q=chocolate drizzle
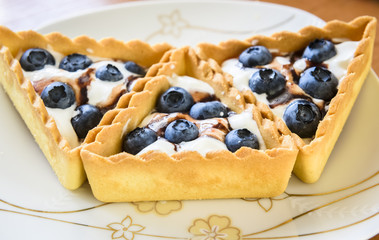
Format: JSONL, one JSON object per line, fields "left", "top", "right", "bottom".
{"left": 32, "top": 79, "right": 55, "bottom": 95}
{"left": 191, "top": 91, "right": 216, "bottom": 102}
{"left": 77, "top": 68, "right": 94, "bottom": 105}
{"left": 126, "top": 75, "right": 141, "bottom": 91}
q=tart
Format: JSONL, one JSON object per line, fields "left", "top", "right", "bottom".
{"left": 80, "top": 47, "right": 298, "bottom": 202}
{"left": 196, "top": 16, "right": 377, "bottom": 183}
{"left": 0, "top": 26, "right": 172, "bottom": 189}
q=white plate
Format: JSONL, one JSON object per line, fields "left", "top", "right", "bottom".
{"left": 1, "top": 1, "right": 378, "bottom": 239}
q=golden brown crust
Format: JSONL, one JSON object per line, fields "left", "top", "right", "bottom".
{"left": 80, "top": 47, "right": 298, "bottom": 202}
{"left": 0, "top": 26, "right": 172, "bottom": 189}
{"left": 196, "top": 16, "right": 377, "bottom": 183}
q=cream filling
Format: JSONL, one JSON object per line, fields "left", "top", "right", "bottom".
{"left": 222, "top": 59, "right": 258, "bottom": 91}
{"left": 23, "top": 65, "right": 84, "bottom": 82}
{"left": 324, "top": 41, "right": 359, "bottom": 82}
{"left": 228, "top": 106, "right": 266, "bottom": 150}
{"left": 137, "top": 107, "right": 265, "bottom": 156}
{"left": 45, "top": 104, "right": 79, "bottom": 148}
{"left": 222, "top": 41, "right": 359, "bottom": 121}
{"left": 167, "top": 75, "right": 215, "bottom": 94}
{"left": 87, "top": 61, "right": 133, "bottom": 106}
{"left": 178, "top": 136, "right": 228, "bottom": 155}
{"left": 22, "top": 52, "right": 140, "bottom": 148}
{"left": 293, "top": 58, "right": 307, "bottom": 72}
{"left": 138, "top": 138, "right": 176, "bottom": 155}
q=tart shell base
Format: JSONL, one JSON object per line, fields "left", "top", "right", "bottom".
{"left": 81, "top": 136, "right": 298, "bottom": 202}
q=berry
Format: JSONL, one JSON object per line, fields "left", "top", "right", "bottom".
{"left": 189, "top": 101, "right": 228, "bottom": 119}
{"left": 71, "top": 104, "right": 103, "bottom": 139}
{"left": 20, "top": 48, "right": 55, "bottom": 71}
{"left": 157, "top": 87, "right": 194, "bottom": 113}
{"left": 249, "top": 68, "right": 286, "bottom": 98}
{"left": 164, "top": 119, "right": 199, "bottom": 144}
{"left": 238, "top": 46, "right": 272, "bottom": 67}
{"left": 302, "top": 39, "right": 336, "bottom": 63}
{"left": 123, "top": 127, "right": 158, "bottom": 155}
{"left": 124, "top": 61, "right": 146, "bottom": 76}
{"left": 283, "top": 99, "right": 322, "bottom": 138}
{"left": 59, "top": 53, "right": 92, "bottom": 72}
{"left": 298, "top": 66, "right": 338, "bottom": 101}
{"left": 225, "top": 128, "right": 259, "bottom": 152}
{"left": 40, "top": 82, "right": 75, "bottom": 109}
{"left": 95, "top": 64, "right": 124, "bottom": 82}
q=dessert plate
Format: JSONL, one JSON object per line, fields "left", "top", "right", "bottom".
{"left": 0, "top": 1, "right": 378, "bottom": 239}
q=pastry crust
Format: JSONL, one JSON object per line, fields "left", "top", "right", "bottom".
{"left": 0, "top": 26, "right": 172, "bottom": 189}
{"left": 80, "top": 47, "right": 298, "bottom": 202}
{"left": 196, "top": 16, "right": 377, "bottom": 183}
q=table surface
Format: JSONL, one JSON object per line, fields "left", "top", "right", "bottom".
{"left": 0, "top": 0, "right": 378, "bottom": 239}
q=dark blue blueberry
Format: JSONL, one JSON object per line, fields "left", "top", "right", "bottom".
{"left": 189, "top": 101, "right": 228, "bottom": 120}
{"left": 238, "top": 45, "right": 272, "bottom": 67}
{"left": 302, "top": 39, "right": 336, "bottom": 63}
{"left": 157, "top": 87, "right": 194, "bottom": 113}
{"left": 20, "top": 48, "right": 55, "bottom": 71}
{"left": 249, "top": 68, "right": 286, "bottom": 99}
{"left": 225, "top": 128, "right": 259, "bottom": 152}
{"left": 124, "top": 61, "right": 146, "bottom": 76}
{"left": 164, "top": 119, "right": 199, "bottom": 144}
{"left": 59, "top": 53, "right": 92, "bottom": 72}
{"left": 40, "top": 82, "right": 75, "bottom": 109}
{"left": 95, "top": 64, "right": 123, "bottom": 82}
{"left": 283, "top": 99, "right": 322, "bottom": 138}
{"left": 123, "top": 127, "right": 158, "bottom": 155}
{"left": 298, "top": 66, "right": 338, "bottom": 101}
{"left": 71, "top": 104, "right": 103, "bottom": 139}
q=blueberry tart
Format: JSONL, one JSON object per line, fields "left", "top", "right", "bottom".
{"left": 0, "top": 28, "right": 172, "bottom": 189}
{"left": 197, "top": 16, "right": 376, "bottom": 183}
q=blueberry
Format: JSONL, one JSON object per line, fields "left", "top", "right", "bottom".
{"left": 59, "top": 53, "right": 92, "bottom": 72}
{"left": 71, "top": 104, "right": 102, "bottom": 139}
{"left": 20, "top": 48, "right": 55, "bottom": 71}
{"left": 225, "top": 129, "right": 259, "bottom": 152}
{"left": 95, "top": 64, "right": 123, "bottom": 82}
{"left": 123, "top": 127, "right": 158, "bottom": 155}
{"left": 283, "top": 99, "right": 322, "bottom": 138}
{"left": 302, "top": 39, "right": 336, "bottom": 63}
{"left": 40, "top": 82, "right": 75, "bottom": 109}
{"left": 189, "top": 101, "right": 228, "bottom": 120}
{"left": 249, "top": 68, "right": 286, "bottom": 99}
{"left": 238, "top": 46, "right": 272, "bottom": 67}
{"left": 298, "top": 66, "right": 338, "bottom": 101}
{"left": 164, "top": 119, "right": 199, "bottom": 144}
{"left": 124, "top": 61, "right": 146, "bottom": 76}
{"left": 157, "top": 87, "right": 194, "bottom": 113}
